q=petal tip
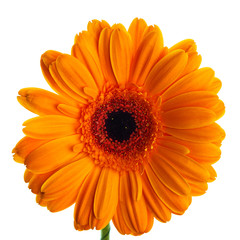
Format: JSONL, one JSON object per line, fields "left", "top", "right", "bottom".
{"left": 41, "top": 50, "right": 62, "bottom": 68}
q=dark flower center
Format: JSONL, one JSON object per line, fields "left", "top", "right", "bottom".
{"left": 105, "top": 110, "right": 137, "bottom": 142}
{"left": 90, "top": 90, "right": 157, "bottom": 168}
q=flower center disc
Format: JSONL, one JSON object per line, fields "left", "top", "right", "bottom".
{"left": 88, "top": 90, "right": 157, "bottom": 171}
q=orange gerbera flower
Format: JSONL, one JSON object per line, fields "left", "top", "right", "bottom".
{"left": 13, "top": 18, "right": 225, "bottom": 236}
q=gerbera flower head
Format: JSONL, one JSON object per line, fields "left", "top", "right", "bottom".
{"left": 13, "top": 18, "right": 225, "bottom": 235}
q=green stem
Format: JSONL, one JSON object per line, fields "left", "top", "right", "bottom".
{"left": 101, "top": 223, "right": 110, "bottom": 240}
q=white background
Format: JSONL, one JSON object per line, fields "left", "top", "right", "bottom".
{"left": 1, "top": 0, "right": 239, "bottom": 239}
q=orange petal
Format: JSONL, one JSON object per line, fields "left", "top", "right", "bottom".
{"left": 74, "top": 166, "right": 101, "bottom": 227}
{"left": 74, "top": 222, "right": 91, "bottom": 231}
{"left": 23, "top": 115, "right": 79, "bottom": 139}
{"left": 158, "top": 136, "right": 221, "bottom": 164}
{"left": 86, "top": 20, "right": 110, "bottom": 50}
{"left": 56, "top": 54, "right": 98, "bottom": 95}
{"left": 113, "top": 206, "right": 153, "bottom": 236}
{"left": 143, "top": 211, "right": 154, "bottom": 235}
{"left": 40, "top": 51, "right": 82, "bottom": 103}
{"left": 189, "top": 184, "right": 208, "bottom": 196}
{"left": 88, "top": 19, "right": 109, "bottom": 32}
{"left": 28, "top": 171, "right": 54, "bottom": 194}
{"left": 130, "top": 30, "right": 163, "bottom": 86}
{"left": 144, "top": 50, "right": 188, "bottom": 96}
{"left": 114, "top": 202, "right": 154, "bottom": 236}
{"left": 89, "top": 208, "right": 111, "bottom": 230}
{"left": 144, "top": 165, "right": 191, "bottom": 214}
{"left": 94, "top": 168, "right": 119, "bottom": 219}
{"left": 209, "top": 100, "right": 225, "bottom": 120}
{"left": 149, "top": 153, "right": 190, "bottom": 196}
{"left": 24, "top": 169, "right": 33, "bottom": 182}
{"left": 142, "top": 173, "right": 171, "bottom": 222}
{"left": 17, "top": 88, "right": 77, "bottom": 116}
{"left": 25, "top": 134, "right": 81, "bottom": 173}
{"left": 46, "top": 188, "right": 78, "bottom": 212}
{"left": 191, "top": 156, "right": 220, "bottom": 165}
{"left": 57, "top": 104, "right": 81, "bottom": 118}
{"left": 74, "top": 31, "right": 96, "bottom": 54}
{"left": 128, "top": 171, "right": 142, "bottom": 201}
{"left": 156, "top": 146, "right": 210, "bottom": 181}
{"left": 41, "top": 50, "right": 61, "bottom": 67}
{"left": 128, "top": 18, "right": 148, "bottom": 55}
{"left": 119, "top": 172, "right": 148, "bottom": 234}
{"left": 157, "top": 138, "right": 190, "bottom": 155}
{"left": 169, "top": 39, "right": 197, "bottom": 53}
{"left": 112, "top": 23, "right": 127, "bottom": 31}
{"left": 168, "top": 39, "right": 201, "bottom": 78}
{"left": 180, "top": 52, "right": 202, "bottom": 77}
{"left": 205, "top": 165, "right": 217, "bottom": 182}
{"left": 71, "top": 40, "right": 104, "bottom": 90}
{"left": 142, "top": 24, "right": 162, "bottom": 38}
{"left": 44, "top": 161, "right": 94, "bottom": 212}
{"left": 130, "top": 211, "right": 153, "bottom": 236}
{"left": 187, "top": 142, "right": 221, "bottom": 163}
{"left": 74, "top": 20, "right": 109, "bottom": 69}
{"left": 12, "top": 137, "right": 48, "bottom": 164}
{"left": 112, "top": 205, "right": 132, "bottom": 235}
{"left": 161, "top": 91, "right": 219, "bottom": 112}
{"left": 161, "top": 107, "right": 216, "bottom": 129}
{"left": 41, "top": 157, "right": 94, "bottom": 200}
{"left": 186, "top": 178, "right": 208, "bottom": 196}
{"left": 162, "top": 122, "right": 225, "bottom": 143}
{"left": 49, "top": 61, "right": 88, "bottom": 104}
{"left": 207, "top": 77, "right": 222, "bottom": 93}
{"left": 98, "top": 28, "right": 118, "bottom": 86}
{"left": 36, "top": 194, "right": 47, "bottom": 207}
{"left": 162, "top": 67, "right": 215, "bottom": 101}
{"left": 40, "top": 50, "right": 73, "bottom": 100}
{"left": 110, "top": 28, "right": 132, "bottom": 87}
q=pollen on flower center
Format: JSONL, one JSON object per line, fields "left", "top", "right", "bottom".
{"left": 79, "top": 89, "right": 158, "bottom": 172}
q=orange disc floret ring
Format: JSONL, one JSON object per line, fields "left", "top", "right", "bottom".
{"left": 13, "top": 18, "right": 225, "bottom": 238}
{"left": 88, "top": 89, "right": 157, "bottom": 172}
